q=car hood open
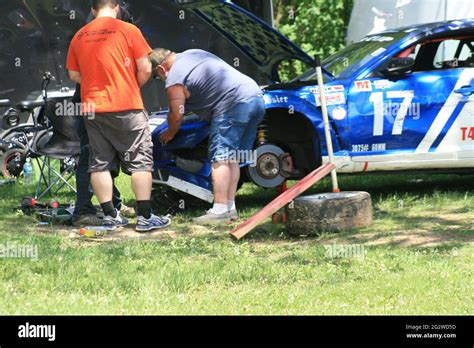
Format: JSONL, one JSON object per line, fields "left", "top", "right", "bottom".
{"left": 176, "top": 0, "right": 316, "bottom": 82}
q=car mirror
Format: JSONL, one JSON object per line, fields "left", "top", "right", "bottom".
{"left": 381, "top": 57, "right": 415, "bottom": 76}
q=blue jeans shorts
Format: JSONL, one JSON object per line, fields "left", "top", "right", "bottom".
{"left": 209, "top": 96, "right": 265, "bottom": 163}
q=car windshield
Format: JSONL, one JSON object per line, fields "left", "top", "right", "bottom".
{"left": 296, "top": 31, "right": 410, "bottom": 81}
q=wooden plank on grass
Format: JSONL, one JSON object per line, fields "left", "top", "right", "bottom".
{"left": 230, "top": 163, "right": 336, "bottom": 240}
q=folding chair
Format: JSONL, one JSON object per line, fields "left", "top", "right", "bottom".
{"left": 19, "top": 99, "right": 81, "bottom": 199}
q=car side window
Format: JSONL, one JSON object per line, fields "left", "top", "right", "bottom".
{"left": 459, "top": 43, "right": 473, "bottom": 60}
{"left": 457, "top": 40, "right": 474, "bottom": 67}
{"left": 434, "top": 40, "right": 457, "bottom": 68}
{"left": 403, "top": 36, "right": 474, "bottom": 72}
{"left": 434, "top": 39, "right": 463, "bottom": 69}
{"left": 399, "top": 44, "right": 421, "bottom": 60}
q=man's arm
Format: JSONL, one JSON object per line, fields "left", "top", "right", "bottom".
{"left": 136, "top": 55, "right": 152, "bottom": 88}
{"left": 166, "top": 84, "right": 187, "bottom": 135}
{"left": 68, "top": 70, "right": 81, "bottom": 84}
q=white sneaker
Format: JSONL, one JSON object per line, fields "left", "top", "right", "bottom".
{"left": 229, "top": 209, "right": 239, "bottom": 221}
{"left": 192, "top": 210, "right": 231, "bottom": 224}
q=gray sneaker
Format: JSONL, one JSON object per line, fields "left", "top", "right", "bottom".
{"left": 136, "top": 214, "right": 172, "bottom": 232}
{"left": 229, "top": 209, "right": 239, "bottom": 221}
{"left": 103, "top": 210, "right": 129, "bottom": 228}
{"left": 193, "top": 210, "right": 231, "bottom": 224}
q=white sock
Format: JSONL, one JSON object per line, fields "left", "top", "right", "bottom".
{"left": 211, "top": 203, "right": 228, "bottom": 214}
{"left": 227, "top": 200, "right": 236, "bottom": 211}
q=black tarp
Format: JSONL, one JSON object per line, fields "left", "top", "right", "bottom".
{"left": 0, "top": 0, "right": 272, "bottom": 111}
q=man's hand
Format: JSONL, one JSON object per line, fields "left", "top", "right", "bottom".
{"left": 68, "top": 70, "right": 81, "bottom": 84}
{"left": 159, "top": 129, "right": 176, "bottom": 145}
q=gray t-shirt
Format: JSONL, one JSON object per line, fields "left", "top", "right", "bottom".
{"left": 165, "top": 49, "right": 262, "bottom": 120}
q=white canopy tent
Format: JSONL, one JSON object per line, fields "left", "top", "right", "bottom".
{"left": 347, "top": 0, "right": 474, "bottom": 44}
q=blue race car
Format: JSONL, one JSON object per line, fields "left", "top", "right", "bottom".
{"left": 151, "top": 1, "right": 474, "bottom": 202}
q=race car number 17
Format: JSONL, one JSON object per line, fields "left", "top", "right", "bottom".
{"left": 369, "top": 90, "right": 415, "bottom": 136}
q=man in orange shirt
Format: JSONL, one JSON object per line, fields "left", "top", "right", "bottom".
{"left": 66, "top": 0, "right": 171, "bottom": 232}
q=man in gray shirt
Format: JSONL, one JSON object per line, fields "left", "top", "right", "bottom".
{"left": 150, "top": 48, "right": 264, "bottom": 224}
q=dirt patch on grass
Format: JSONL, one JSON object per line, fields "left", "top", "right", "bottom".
{"left": 35, "top": 225, "right": 179, "bottom": 243}
{"left": 33, "top": 220, "right": 236, "bottom": 243}
{"left": 247, "top": 211, "right": 474, "bottom": 250}
{"left": 311, "top": 211, "right": 473, "bottom": 248}
{"left": 332, "top": 229, "right": 474, "bottom": 248}
{"left": 32, "top": 210, "right": 473, "bottom": 249}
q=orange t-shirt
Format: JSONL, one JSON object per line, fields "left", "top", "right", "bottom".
{"left": 66, "top": 17, "right": 152, "bottom": 113}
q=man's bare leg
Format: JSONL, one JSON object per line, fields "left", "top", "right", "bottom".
{"left": 227, "top": 162, "right": 240, "bottom": 203}
{"left": 227, "top": 162, "right": 240, "bottom": 218}
{"left": 131, "top": 171, "right": 152, "bottom": 201}
{"left": 193, "top": 162, "right": 233, "bottom": 223}
{"left": 91, "top": 171, "right": 113, "bottom": 203}
{"left": 211, "top": 162, "right": 231, "bottom": 204}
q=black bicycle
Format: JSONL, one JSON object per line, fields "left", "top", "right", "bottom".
{"left": 0, "top": 72, "right": 56, "bottom": 178}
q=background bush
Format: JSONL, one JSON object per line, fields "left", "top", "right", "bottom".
{"left": 273, "top": 0, "right": 354, "bottom": 80}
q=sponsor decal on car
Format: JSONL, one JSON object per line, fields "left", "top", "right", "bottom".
{"left": 373, "top": 79, "right": 393, "bottom": 89}
{"left": 309, "top": 85, "right": 346, "bottom": 107}
{"left": 352, "top": 143, "right": 387, "bottom": 153}
{"left": 313, "top": 92, "right": 346, "bottom": 107}
{"left": 309, "top": 85, "right": 345, "bottom": 94}
{"left": 371, "top": 47, "right": 386, "bottom": 57}
{"left": 354, "top": 80, "right": 373, "bottom": 92}
{"left": 360, "top": 35, "right": 394, "bottom": 42}
{"left": 332, "top": 106, "right": 347, "bottom": 120}
{"left": 264, "top": 95, "right": 289, "bottom": 104}
{"left": 461, "top": 127, "right": 474, "bottom": 141}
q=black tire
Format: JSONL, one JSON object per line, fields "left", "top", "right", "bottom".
{"left": 285, "top": 191, "right": 373, "bottom": 236}
{"left": 0, "top": 148, "right": 26, "bottom": 178}
{"left": 151, "top": 186, "right": 209, "bottom": 216}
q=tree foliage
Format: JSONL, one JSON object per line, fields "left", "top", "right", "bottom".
{"left": 273, "top": 0, "right": 353, "bottom": 81}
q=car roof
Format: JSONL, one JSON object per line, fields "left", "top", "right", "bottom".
{"left": 347, "top": 18, "right": 474, "bottom": 78}
{"left": 373, "top": 18, "right": 474, "bottom": 38}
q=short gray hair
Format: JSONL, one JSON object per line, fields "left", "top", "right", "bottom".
{"left": 150, "top": 48, "right": 172, "bottom": 71}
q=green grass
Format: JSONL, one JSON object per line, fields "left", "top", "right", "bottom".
{"left": 0, "top": 172, "right": 472, "bottom": 315}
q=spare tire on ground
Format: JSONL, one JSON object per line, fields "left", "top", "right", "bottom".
{"left": 285, "top": 191, "right": 373, "bottom": 236}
